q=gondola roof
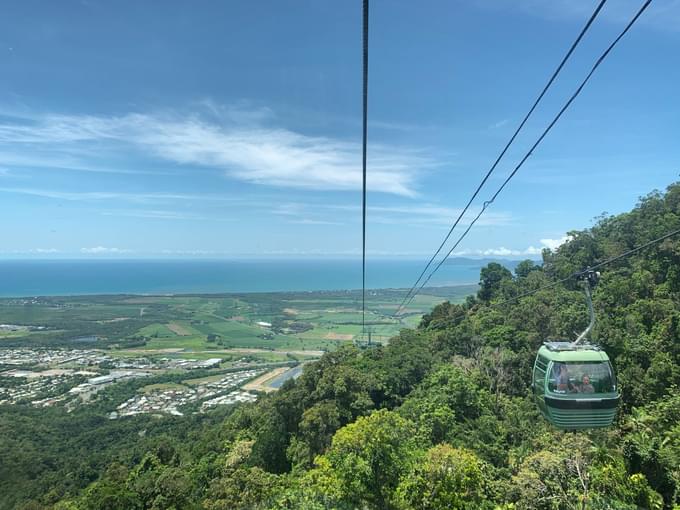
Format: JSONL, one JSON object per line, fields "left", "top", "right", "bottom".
{"left": 538, "top": 342, "right": 610, "bottom": 362}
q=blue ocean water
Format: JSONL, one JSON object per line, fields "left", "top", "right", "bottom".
{"left": 0, "top": 258, "right": 508, "bottom": 297}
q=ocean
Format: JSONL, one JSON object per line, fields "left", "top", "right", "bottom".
{"left": 0, "top": 258, "right": 516, "bottom": 297}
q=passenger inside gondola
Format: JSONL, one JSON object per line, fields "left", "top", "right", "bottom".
{"left": 553, "top": 363, "right": 572, "bottom": 393}
{"left": 548, "top": 362, "right": 616, "bottom": 394}
{"left": 576, "top": 374, "right": 595, "bottom": 393}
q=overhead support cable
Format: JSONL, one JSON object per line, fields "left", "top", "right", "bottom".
{"left": 394, "top": 0, "right": 608, "bottom": 315}
{"left": 396, "top": 0, "right": 652, "bottom": 314}
{"left": 361, "top": 0, "right": 369, "bottom": 338}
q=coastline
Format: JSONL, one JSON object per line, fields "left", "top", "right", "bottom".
{"left": 0, "top": 259, "right": 491, "bottom": 298}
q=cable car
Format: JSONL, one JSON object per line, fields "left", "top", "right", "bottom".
{"left": 531, "top": 271, "right": 620, "bottom": 429}
{"left": 532, "top": 342, "right": 619, "bottom": 429}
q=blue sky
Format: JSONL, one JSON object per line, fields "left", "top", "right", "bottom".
{"left": 0, "top": 0, "right": 678, "bottom": 259}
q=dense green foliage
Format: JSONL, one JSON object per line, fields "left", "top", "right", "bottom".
{"left": 4, "top": 184, "right": 680, "bottom": 509}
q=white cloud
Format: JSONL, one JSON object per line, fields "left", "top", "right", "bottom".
{"left": 0, "top": 187, "right": 240, "bottom": 204}
{"left": 524, "top": 246, "right": 543, "bottom": 255}
{"left": 268, "top": 201, "right": 512, "bottom": 228}
{"left": 196, "top": 99, "right": 276, "bottom": 125}
{"left": 80, "top": 246, "right": 132, "bottom": 254}
{"left": 290, "top": 219, "right": 343, "bottom": 226}
{"left": 539, "top": 235, "right": 572, "bottom": 251}
{"left": 272, "top": 203, "right": 306, "bottom": 217}
{"left": 484, "top": 247, "right": 517, "bottom": 256}
{"left": 454, "top": 246, "right": 541, "bottom": 257}
{"left": 368, "top": 119, "right": 424, "bottom": 132}
{"left": 371, "top": 204, "right": 511, "bottom": 227}
{"left": 0, "top": 110, "right": 437, "bottom": 196}
{"left": 99, "top": 209, "right": 233, "bottom": 221}
{"left": 327, "top": 203, "right": 511, "bottom": 227}
{"left": 0, "top": 154, "right": 157, "bottom": 175}
{"left": 452, "top": 236, "right": 573, "bottom": 258}
{"left": 490, "top": 119, "right": 509, "bottom": 129}
{"left": 0, "top": 248, "right": 60, "bottom": 255}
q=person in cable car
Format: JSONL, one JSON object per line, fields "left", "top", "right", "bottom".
{"left": 552, "top": 363, "right": 573, "bottom": 393}
{"left": 576, "top": 374, "right": 595, "bottom": 394}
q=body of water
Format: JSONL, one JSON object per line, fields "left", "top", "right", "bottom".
{"left": 268, "top": 365, "right": 305, "bottom": 389}
{"left": 0, "top": 258, "right": 516, "bottom": 297}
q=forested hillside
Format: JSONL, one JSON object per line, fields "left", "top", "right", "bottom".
{"left": 18, "top": 185, "right": 680, "bottom": 508}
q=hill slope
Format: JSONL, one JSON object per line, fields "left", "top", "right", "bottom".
{"left": 16, "top": 184, "right": 680, "bottom": 509}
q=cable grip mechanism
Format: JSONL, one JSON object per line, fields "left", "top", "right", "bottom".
{"left": 573, "top": 269, "right": 600, "bottom": 345}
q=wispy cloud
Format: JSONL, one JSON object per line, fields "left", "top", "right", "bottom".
{"left": 80, "top": 246, "right": 132, "bottom": 254}
{"left": 270, "top": 203, "right": 345, "bottom": 225}
{"left": 0, "top": 187, "right": 240, "bottom": 204}
{"left": 268, "top": 201, "right": 511, "bottom": 228}
{"left": 0, "top": 109, "right": 438, "bottom": 196}
{"left": 0, "top": 248, "right": 61, "bottom": 255}
{"left": 476, "top": 0, "right": 680, "bottom": 33}
{"left": 99, "top": 209, "right": 217, "bottom": 221}
{"left": 328, "top": 203, "right": 511, "bottom": 227}
{"left": 368, "top": 119, "right": 428, "bottom": 132}
{"left": 489, "top": 119, "right": 509, "bottom": 129}
{"left": 196, "top": 99, "right": 276, "bottom": 125}
{"left": 289, "top": 219, "right": 343, "bottom": 226}
{"left": 0, "top": 152, "right": 158, "bottom": 175}
{"left": 271, "top": 203, "right": 306, "bottom": 217}
{"left": 372, "top": 204, "right": 511, "bottom": 227}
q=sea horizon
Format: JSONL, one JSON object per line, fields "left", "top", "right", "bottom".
{"left": 0, "top": 257, "right": 522, "bottom": 298}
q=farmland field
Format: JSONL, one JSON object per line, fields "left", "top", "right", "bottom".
{"left": 0, "top": 285, "right": 477, "bottom": 356}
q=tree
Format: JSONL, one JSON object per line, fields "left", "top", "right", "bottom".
{"left": 407, "top": 364, "right": 492, "bottom": 422}
{"left": 80, "top": 480, "right": 141, "bottom": 510}
{"left": 203, "top": 467, "right": 282, "bottom": 510}
{"left": 288, "top": 401, "right": 341, "bottom": 469}
{"left": 478, "top": 263, "right": 513, "bottom": 302}
{"left": 398, "top": 398, "right": 456, "bottom": 445}
{"left": 508, "top": 435, "right": 662, "bottom": 510}
{"left": 271, "top": 456, "right": 350, "bottom": 510}
{"left": 515, "top": 259, "right": 540, "bottom": 278}
{"left": 396, "top": 444, "right": 490, "bottom": 510}
{"left": 320, "top": 409, "right": 417, "bottom": 508}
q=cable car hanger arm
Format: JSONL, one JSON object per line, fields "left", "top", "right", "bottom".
{"left": 573, "top": 270, "right": 599, "bottom": 345}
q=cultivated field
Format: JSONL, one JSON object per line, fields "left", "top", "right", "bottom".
{"left": 0, "top": 286, "right": 477, "bottom": 357}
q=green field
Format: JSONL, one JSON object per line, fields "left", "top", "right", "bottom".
{"left": 0, "top": 286, "right": 477, "bottom": 354}
{"left": 141, "top": 382, "right": 187, "bottom": 393}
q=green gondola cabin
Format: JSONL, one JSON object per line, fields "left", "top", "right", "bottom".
{"left": 532, "top": 341, "right": 619, "bottom": 429}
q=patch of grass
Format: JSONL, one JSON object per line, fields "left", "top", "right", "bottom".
{"left": 144, "top": 335, "right": 208, "bottom": 350}
{"left": 137, "top": 323, "right": 177, "bottom": 338}
{"left": 183, "top": 373, "right": 232, "bottom": 386}
{"left": 141, "top": 382, "right": 187, "bottom": 393}
{"left": 166, "top": 322, "right": 192, "bottom": 336}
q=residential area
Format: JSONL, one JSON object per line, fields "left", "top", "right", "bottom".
{"left": 112, "top": 368, "right": 263, "bottom": 418}
{"left": 0, "top": 347, "right": 303, "bottom": 415}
